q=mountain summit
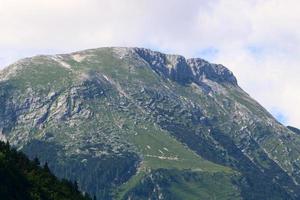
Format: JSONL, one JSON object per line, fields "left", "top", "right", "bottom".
{"left": 1, "top": 47, "right": 300, "bottom": 199}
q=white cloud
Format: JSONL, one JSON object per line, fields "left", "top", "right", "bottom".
{"left": 0, "top": 0, "right": 300, "bottom": 127}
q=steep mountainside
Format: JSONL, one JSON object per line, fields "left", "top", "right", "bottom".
{"left": 1, "top": 47, "right": 300, "bottom": 199}
{"left": 0, "top": 141, "right": 91, "bottom": 200}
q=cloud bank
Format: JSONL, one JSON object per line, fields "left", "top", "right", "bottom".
{"left": 0, "top": 0, "right": 300, "bottom": 127}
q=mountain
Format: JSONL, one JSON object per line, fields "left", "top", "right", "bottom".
{"left": 1, "top": 47, "right": 300, "bottom": 199}
{"left": 0, "top": 141, "right": 92, "bottom": 200}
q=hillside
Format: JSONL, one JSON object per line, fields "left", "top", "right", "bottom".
{"left": 1, "top": 47, "right": 300, "bottom": 199}
{"left": 0, "top": 141, "right": 91, "bottom": 200}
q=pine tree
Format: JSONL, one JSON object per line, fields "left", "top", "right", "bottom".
{"left": 73, "top": 180, "right": 79, "bottom": 192}
{"left": 43, "top": 161, "right": 50, "bottom": 173}
{"left": 33, "top": 157, "right": 40, "bottom": 166}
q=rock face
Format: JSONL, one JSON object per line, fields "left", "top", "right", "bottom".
{"left": 133, "top": 48, "right": 237, "bottom": 85}
{"left": 1, "top": 47, "right": 300, "bottom": 200}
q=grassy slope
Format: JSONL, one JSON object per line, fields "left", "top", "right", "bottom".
{"left": 116, "top": 122, "right": 236, "bottom": 199}
{"left": 121, "top": 169, "right": 242, "bottom": 200}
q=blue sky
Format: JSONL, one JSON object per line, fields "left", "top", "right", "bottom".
{"left": 0, "top": 0, "right": 300, "bottom": 127}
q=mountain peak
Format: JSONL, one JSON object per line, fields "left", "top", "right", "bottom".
{"left": 131, "top": 47, "right": 238, "bottom": 85}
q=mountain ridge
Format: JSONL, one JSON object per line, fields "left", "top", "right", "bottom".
{"left": 0, "top": 47, "right": 238, "bottom": 87}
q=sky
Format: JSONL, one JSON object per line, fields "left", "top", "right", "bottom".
{"left": 0, "top": 0, "right": 300, "bottom": 127}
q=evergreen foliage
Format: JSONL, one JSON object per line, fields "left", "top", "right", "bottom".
{"left": 0, "top": 141, "right": 92, "bottom": 200}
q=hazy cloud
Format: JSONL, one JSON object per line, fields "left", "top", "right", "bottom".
{"left": 0, "top": 0, "right": 299, "bottom": 127}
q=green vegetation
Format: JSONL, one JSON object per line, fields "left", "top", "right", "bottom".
{"left": 116, "top": 123, "right": 235, "bottom": 199}
{"left": 129, "top": 124, "right": 232, "bottom": 172}
{"left": 0, "top": 141, "right": 92, "bottom": 200}
{"left": 7, "top": 57, "right": 74, "bottom": 92}
{"left": 122, "top": 169, "right": 242, "bottom": 200}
